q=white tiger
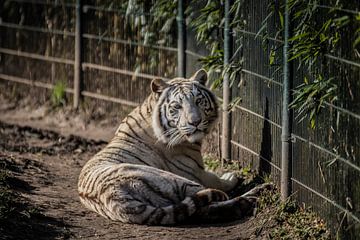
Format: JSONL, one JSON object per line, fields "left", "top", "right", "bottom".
{"left": 78, "top": 69, "right": 268, "bottom": 225}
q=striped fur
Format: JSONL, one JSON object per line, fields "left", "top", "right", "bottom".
{"left": 78, "top": 69, "right": 255, "bottom": 225}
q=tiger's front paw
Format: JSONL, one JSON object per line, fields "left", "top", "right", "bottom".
{"left": 220, "top": 172, "right": 239, "bottom": 191}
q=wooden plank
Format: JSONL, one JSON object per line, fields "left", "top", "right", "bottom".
{"left": 81, "top": 91, "right": 138, "bottom": 107}
{"left": 0, "top": 73, "right": 73, "bottom": 93}
{"left": 82, "top": 62, "right": 169, "bottom": 81}
{"left": 0, "top": 48, "right": 74, "bottom": 65}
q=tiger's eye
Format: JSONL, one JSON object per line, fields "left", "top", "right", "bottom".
{"left": 172, "top": 103, "right": 182, "bottom": 109}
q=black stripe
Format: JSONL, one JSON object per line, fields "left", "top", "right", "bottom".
{"left": 150, "top": 207, "right": 166, "bottom": 225}
{"left": 201, "top": 92, "right": 215, "bottom": 114}
{"left": 165, "top": 159, "right": 202, "bottom": 183}
{"left": 96, "top": 204, "right": 107, "bottom": 217}
{"left": 127, "top": 115, "right": 152, "bottom": 138}
{"left": 125, "top": 122, "right": 142, "bottom": 140}
{"left": 201, "top": 90, "right": 212, "bottom": 105}
{"left": 205, "top": 91, "right": 218, "bottom": 110}
{"left": 183, "top": 154, "right": 205, "bottom": 170}
{"left": 142, "top": 207, "right": 158, "bottom": 224}
{"left": 155, "top": 152, "right": 171, "bottom": 172}
{"left": 158, "top": 103, "right": 165, "bottom": 129}
{"left": 129, "top": 166, "right": 180, "bottom": 200}
{"left": 83, "top": 165, "right": 114, "bottom": 192}
{"left": 116, "top": 130, "right": 155, "bottom": 152}
{"left": 187, "top": 144, "right": 201, "bottom": 152}
{"left": 139, "top": 107, "right": 150, "bottom": 124}
{"left": 81, "top": 164, "right": 109, "bottom": 190}
{"left": 99, "top": 181, "right": 119, "bottom": 196}
{"left": 104, "top": 147, "right": 151, "bottom": 166}
{"left": 139, "top": 179, "right": 177, "bottom": 204}
{"left": 109, "top": 138, "right": 149, "bottom": 156}
{"left": 132, "top": 194, "right": 154, "bottom": 205}
{"left": 146, "top": 98, "right": 151, "bottom": 113}
{"left": 123, "top": 203, "right": 147, "bottom": 215}
{"left": 174, "top": 158, "right": 195, "bottom": 171}
{"left": 96, "top": 153, "right": 126, "bottom": 164}
{"left": 111, "top": 138, "right": 136, "bottom": 147}
{"left": 181, "top": 182, "right": 202, "bottom": 195}
{"left": 197, "top": 85, "right": 217, "bottom": 103}
{"left": 173, "top": 180, "right": 182, "bottom": 199}
{"left": 161, "top": 104, "right": 172, "bottom": 130}
{"left": 79, "top": 193, "right": 101, "bottom": 205}
{"left": 93, "top": 202, "right": 102, "bottom": 215}
{"left": 95, "top": 169, "right": 125, "bottom": 196}
{"left": 173, "top": 202, "right": 190, "bottom": 222}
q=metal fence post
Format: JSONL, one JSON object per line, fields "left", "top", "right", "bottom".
{"left": 281, "top": 0, "right": 292, "bottom": 201}
{"left": 74, "top": 0, "right": 82, "bottom": 109}
{"left": 177, "top": 0, "right": 186, "bottom": 78}
{"left": 221, "top": 0, "right": 233, "bottom": 163}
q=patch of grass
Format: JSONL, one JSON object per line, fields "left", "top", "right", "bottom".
{"left": 51, "top": 81, "right": 67, "bottom": 107}
{"left": 256, "top": 190, "right": 330, "bottom": 239}
{"left": 203, "top": 155, "right": 249, "bottom": 173}
{"left": 203, "top": 155, "right": 222, "bottom": 172}
{"left": 203, "top": 155, "right": 259, "bottom": 182}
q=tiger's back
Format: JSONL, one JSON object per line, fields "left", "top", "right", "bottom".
{"left": 78, "top": 70, "right": 257, "bottom": 225}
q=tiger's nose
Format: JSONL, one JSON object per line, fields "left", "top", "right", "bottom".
{"left": 188, "top": 116, "right": 201, "bottom": 126}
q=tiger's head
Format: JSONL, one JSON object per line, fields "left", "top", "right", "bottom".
{"left": 151, "top": 69, "right": 218, "bottom": 146}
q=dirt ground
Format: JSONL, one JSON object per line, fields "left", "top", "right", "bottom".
{"left": 0, "top": 100, "right": 276, "bottom": 240}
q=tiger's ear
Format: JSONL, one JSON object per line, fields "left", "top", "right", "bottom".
{"left": 151, "top": 78, "right": 168, "bottom": 93}
{"left": 191, "top": 69, "right": 207, "bottom": 85}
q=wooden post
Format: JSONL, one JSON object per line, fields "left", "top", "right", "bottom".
{"left": 73, "top": 0, "right": 82, "bottom": 109}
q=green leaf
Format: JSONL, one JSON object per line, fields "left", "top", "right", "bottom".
{"left": 353, "top": 35, "right": 360, "bottom": 47}
{"left": 289, "top": 32, "right": 309, "bottom": 42}
{"left": 304, "top": 76, "right": 308, "bottom": 84}
{"left": 310, "top": 116, "right": 316, "bottom": 129}
{"left": 278, "top": 11, "right": 284, "bottom": 28}
{"left": 269, "top": 49, "right": 276, "bottom": 65}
